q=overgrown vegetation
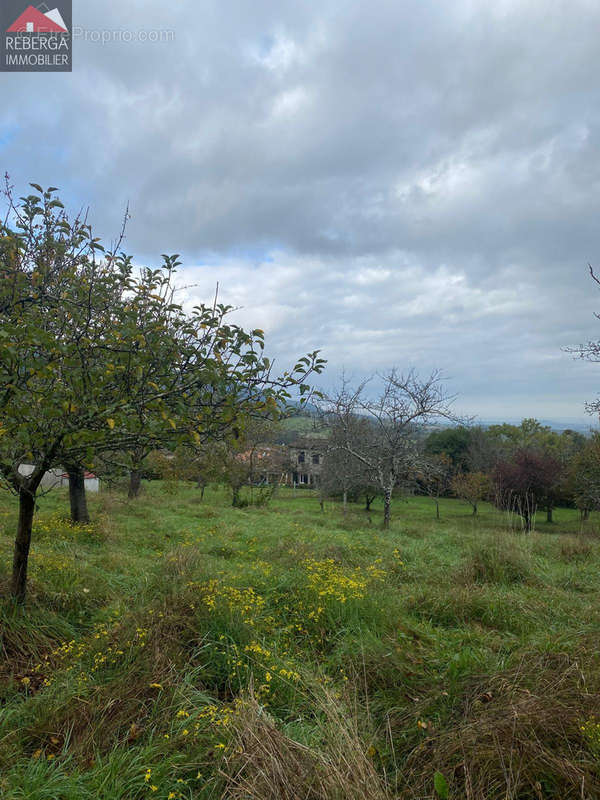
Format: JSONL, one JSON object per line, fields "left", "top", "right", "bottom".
{"left": 2, "top": 483, "right": 600, "bottom": 799}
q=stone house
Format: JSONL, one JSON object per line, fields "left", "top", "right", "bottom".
{"left": 238, "top": 444, "right": 291, "bottom": 486}
{"left": 237, "top": 438, "right": 327, "bottom": 487}
{"left": 288, "top": 438, "right": 325, "bottom": 487}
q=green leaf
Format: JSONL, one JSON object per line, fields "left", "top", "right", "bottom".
{"left": 434, "top": 771, "right": 449, "bottom": 799}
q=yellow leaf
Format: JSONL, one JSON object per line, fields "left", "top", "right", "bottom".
{"left": 107, "top": 418, "right": 115, "bottom": 429}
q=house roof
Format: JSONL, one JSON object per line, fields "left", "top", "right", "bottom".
{"left": 288, "top": 438, "right": 326, "bottom": 450}
{"left": 7, "top": 5, "right": 67, "bottom": 33}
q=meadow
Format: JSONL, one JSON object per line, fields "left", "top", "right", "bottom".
{"left": 1, "top": 484, "right": 600, "bottom": 799}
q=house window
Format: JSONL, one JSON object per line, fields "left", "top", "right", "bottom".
{"left": 298, "top": 451, "right": 305, "bottom": 463}
{"left": 312, "top": 453, "right": 320, "bottom": 465}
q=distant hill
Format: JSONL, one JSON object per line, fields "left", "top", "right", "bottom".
{"left": 276, "top": 413, "right": 329, "bottom": 444}
{"left": 477, "top": 418, "right": 595, "bottom": 434}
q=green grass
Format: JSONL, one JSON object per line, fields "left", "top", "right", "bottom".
{"left": 1, "top": 485, "right": 600, "bottom": 799}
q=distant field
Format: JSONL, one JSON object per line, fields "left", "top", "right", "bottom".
{"left": 277, "top": 413, "right": 330, "bottom": 438}
{"left": 1, "top": 485, "right": 600, "bottom": 799}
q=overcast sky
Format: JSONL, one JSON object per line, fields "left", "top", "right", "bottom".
{"left": 2, "top": 0, "right": 600, "bottom": 423}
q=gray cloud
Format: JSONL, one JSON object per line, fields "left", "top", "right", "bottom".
{"left": 1, "top": 0, "right": 599, "bottom": 421}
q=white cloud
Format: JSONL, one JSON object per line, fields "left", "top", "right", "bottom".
{"left": 2, "top": 0, "right": 599, "bottom": 420}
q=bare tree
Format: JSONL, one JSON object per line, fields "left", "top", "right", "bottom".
{"left": 568, "top": 265, "right": 600, "bottom": 419}
{"left": 418, "top": 453, "right": 453, "bottom": 520}
{"left": 321, "top": 416, "right": 374, "bottom": 514}
{"left": 324, "top": 370, "right": 458, "bottom": 528}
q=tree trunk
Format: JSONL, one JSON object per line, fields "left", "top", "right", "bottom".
{"left": 435, "top": 499, "right": 440, "bottom": 520}
{"left": 68, "top": 466, "right": 90, "bottom": 524}
{"left": 582, "top": 508, "right": 590, "bottom": 521}
{"left": 383, "top": 488, "right": 391, "bottom": 529}
{"left": 365, "top": 495, "right": 373, "bottom": 512}
{"left": 128, "top": 469, "right": 142, "bottom": 499}
{"left": 342, "top": 490, "right": 347, "bottom": 515}
{"left": 546, "top": 507, "right": 553, "bottom": 523}
{"left": 472, "top": 503, "right": 477, "bottom": 515}
{"left": 11, "top": 488, "right": 36, "bottom": 603}
{"left": 232, "top": 486, "right": 240, "bottom": 507}
{"left": 523, "top": 511, "right": 532, "bottom": 532}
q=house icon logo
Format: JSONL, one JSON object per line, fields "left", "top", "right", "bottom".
{"left": 6, "top": 4, "right": 68, "bottom": 34}
{"left": 1, "top": 0, "right": 71, "bottom": 71}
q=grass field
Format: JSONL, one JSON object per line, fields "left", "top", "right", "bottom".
{"left": 1, "top": 484, "right": 600, "bottom": 799}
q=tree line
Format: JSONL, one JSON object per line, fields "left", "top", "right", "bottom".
{"left": 319, "top": 396, "right": 598, "bottom": 531}
{"left": 132, "top": 375, "right": 600, "bottom": 536}
{"left": 158, "top": 374, "right": 598, "bottom": 535}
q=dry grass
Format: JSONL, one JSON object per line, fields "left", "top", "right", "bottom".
{"left": 162, "top": 543, "right": 206, "bottom": 578}
{"left": 559, "top": 536, "right": 593, "bottom": 562}
{"left": 0, "top": 603, "right": 75, "bottom": 683}
{"left": 222, "top": 692, "right": 392, "bottom": 800}
{"left": 400, "top": 650, "right": 600, "bottom": 799}
{"left": 456, "top": 535, "right": 535, "bottom": 586}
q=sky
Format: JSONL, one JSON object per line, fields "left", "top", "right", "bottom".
{"left": 1, "top": 0, "right": 600, "bottom": 424}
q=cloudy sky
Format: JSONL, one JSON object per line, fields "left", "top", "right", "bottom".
{"left": 2, "top": 0, "right": 600, "bottom": 423}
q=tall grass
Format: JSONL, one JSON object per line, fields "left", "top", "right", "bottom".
{"left": 0, "top": 485, "right": 599, "bottom": 798}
